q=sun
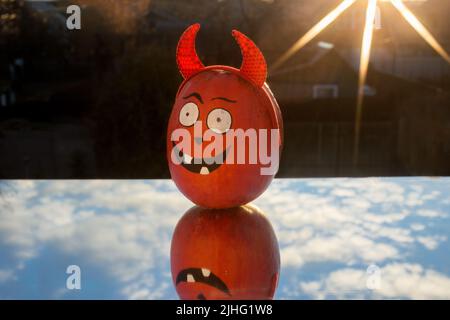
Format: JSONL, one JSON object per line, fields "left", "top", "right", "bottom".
{"left": 271, "top": 0, "right": 450, "bottom": 165}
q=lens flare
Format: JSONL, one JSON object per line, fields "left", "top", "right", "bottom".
{"left": 353, "top": 0, "right": 378, "bottom": 165}
{"left": 269, "top": 0, "right": 449, "bottom": 167}
{"left": 270, "top": 0, "right": 356, "bottom": 73}
{"left": 390, "top": 0, "right": 450, "bottom": 64}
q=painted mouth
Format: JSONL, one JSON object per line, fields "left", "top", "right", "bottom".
{"left": 172, "top": 142, "right": 229, "bottom": 175}
{"left": 176, "top": 267, "right": 231, "bottom": 298}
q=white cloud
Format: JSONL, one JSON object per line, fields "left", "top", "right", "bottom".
{"left": 120, "top": 274, "right": 171, "bottom": 300}
{"left": 256, "top": 178, "right": 448, "bottom": 269}
{"left": 1, "top": 177, "right": 449, "bottom": 299}
{"left": 417, "top": 236, "right": 447, "bottom": 250}
{"left": 0, "top": 180, "right": 192, "bottom": 299}
{"left": 416, "top": 209, "right": 447, "bottom": 218}
{"left": 300, "top": 263, "right": 450, "bottom": 299}
{"left": 410, "top": 223, "right": 425, "bottom": 231}
{"left": 282, "top": 235, "right": 398, "bottom": 267}
{"left": 0, "top": 269, "right": 16, "bottom": 283}
{"left": 330, "top": 188, "right": 356, "bottom": 197}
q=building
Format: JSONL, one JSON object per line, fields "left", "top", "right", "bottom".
{"left": 268, "top": 47, "right": 446, "bottom": 177}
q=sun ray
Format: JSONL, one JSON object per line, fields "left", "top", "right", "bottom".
{"left": 390, "top": 0, "right": 450, "bottom": 64}
{"left": 353, "top": 0, "right": 378, "bottom": 165}
{"left": 270, "top": 0, "right": 357, "bottom": 73}
{"left": 268, "top": 0, "right": 449, "bottom": 167}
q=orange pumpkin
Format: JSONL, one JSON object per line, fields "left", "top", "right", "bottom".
{"left": 170, "top": 205, "right": 280, "bottom": 300}
{"left": 167, "top": 24, "right": 283, "bottom": 209}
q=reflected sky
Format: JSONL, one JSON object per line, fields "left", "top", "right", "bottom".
{"left": 0, "top": 178, "right": 449, "bottom": 299}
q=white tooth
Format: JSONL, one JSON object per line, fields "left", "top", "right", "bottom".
{"left": 200, "top": 167, "right": 209, "bottom": 175}
{"left": 187, "top": 274, "right": 195, "bottom": 283}
{"left": 183, "top": 153, "right": 193, "bottom": 164}
{"left": 201, "top": 268, "right": 211, "bottom": 277}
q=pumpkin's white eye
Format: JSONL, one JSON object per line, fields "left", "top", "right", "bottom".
{"left": 179, "top": 102, "right": 199, "bottom": 127}
{"left": 207, "top": 108, "right": 232, "bottom": 134}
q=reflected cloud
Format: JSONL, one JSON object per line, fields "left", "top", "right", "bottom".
{"left": 0, "top": 269, "right": 15, "bottom": 284}
{"left": 0, "top": 178, "right": 449, "bottom": 299}
{"left": 300, "top": 263, "right": 450, "bottom": 299}
{"left": 0, "top": 180, "right": 192, "bottom": 299}
{"left": 253, "top": 178, "right": 450, "bottom": 299}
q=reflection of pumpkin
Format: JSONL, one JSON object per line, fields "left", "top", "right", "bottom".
{"left": 170, "top": 205, "right": 280, "bottom": 300}
{"left": 167, "top": 24, "right": 283, "bottom": 209}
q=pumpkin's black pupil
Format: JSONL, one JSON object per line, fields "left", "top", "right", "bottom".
{"left": 217, "top": 117, "right": 221, "bottom": 123}
{"left": 186, "top": 112, "right": 189, "bottom": 116}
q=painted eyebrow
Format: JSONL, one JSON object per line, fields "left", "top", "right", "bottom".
{"left": 212, "top": 97, "right": 237, "bottom": 103}
{"left": 183, "top": 92, "right": 203, "bottom": 104}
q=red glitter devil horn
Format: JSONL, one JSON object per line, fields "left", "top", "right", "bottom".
{"left": 232, "top": 30, "right": 267, "bottom": 87}
{"left": 177, "top": 24, "right": 205, "bottom": 79}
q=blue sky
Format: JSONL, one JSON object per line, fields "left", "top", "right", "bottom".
{"left": 0, "top": 178, "right": 449, "bottom": 299}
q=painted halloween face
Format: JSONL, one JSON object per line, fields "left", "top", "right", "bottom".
{"left": 167, "top": 24, "right": 283, "bottom": 209}
{"left": 170, "top": 205, "right": 280, "bottom": 300}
